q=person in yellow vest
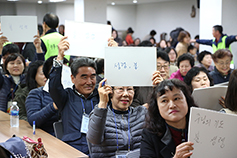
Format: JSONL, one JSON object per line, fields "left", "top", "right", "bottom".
{"left": 191, "top": 25, "right": 237, "bottom": 53}
{"left": 37, "top": 13, "right": 70, "bottom": 61}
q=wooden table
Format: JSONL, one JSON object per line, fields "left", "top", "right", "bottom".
{"left": 0, "top": 111, "right": 88, "bottom": 158}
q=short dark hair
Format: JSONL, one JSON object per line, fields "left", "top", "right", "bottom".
{"left": 177, "top": 31, "right": 190, "bottom": 42}
{"left": 197, "top": 50, "right": 212, "bottom": 63}
{"left": 145, "top": 79, "right": 198, "bottom": 135}
{"left": 43, "top": 13, "right": 59, "bottom": 29}
{"left": 187, "top": 45, "right": 196, "bottom": 52}
{"left": 212, "top": 49, "right": 233, "bottom": 63}
{"left": 213, "top": 25, "right": 223, "bottom": 35}
{"left": 43, "top": 55, "right": 69, "bottom": 79}
{"left": 38, "top": 24, "right": 43, "bottom": 36}
{"left": 157, "top": 51, "right": 170, "bottom": 63}
{"left": 127, "top": 27, "right": 134, "bottom": 34}
{"left": 138, "top": 40, "right": 153, "bottom": 47}
{"left": 2, "top": 44, "right": 20, "bottom": 56}
{"left": 184, "top": 67, "right": 214, "bottom": 92}
{"left": 177, "top": 53, "right": 195, "bottom": 68}
{"left": 150, "top": 30, "right": 156, "bottom": 36}
{"left": 3, "top": 53, "right": 26, "bottom": 75}
{"left": 149, "top": 37, "right": 156, "bottom": 44}
{"left": 194, "top": 35, "right": 199, "bottom": 39}
{"left": 107, "top": 21, "right": 111, "bottom": 25}
{"left": 165, "top": 47, "right": 178, "bottom": 57}
{"left": 70, "top": 57, "right": 97, "bottom": 77}
{"left": 96, "top": 58, "right": 104, "bottom": 75}
{"left": 26, "top": 60, "right": 44, "bottom": 91}
{"left": 225, "top": 69, "right": 237, "bottom": 111}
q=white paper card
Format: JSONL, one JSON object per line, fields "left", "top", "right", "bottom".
{"left": 192, "top": 86, "right": 227, "bottom": 111}
{"left": 61, "top": 65, "right": 74, "bottom": 89}
{"left": 64, "top": 20, "right": 111, "bottom": 58}
{"left": 1, "top": 16, "right": 37, "bottom": 42}
{"left": 43, "top": 65, "right": 73, "bottom": 92}
{"left": 80, "top": 114, "right": 89, "bottom": 134}
{"left": 188, "top": 107, "right": 237, "bottom": 158}
{"left": 105, "top": 47, "right": 156, "bottom": 86}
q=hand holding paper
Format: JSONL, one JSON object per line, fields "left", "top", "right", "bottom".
{"left": 219, "top": 96, "right": 226, "bottom": 108}
{"left": 98, "top": 79, "right": 112, "bottom": 109}
{"left": 33, "top": 35, "right": 43, "bottom": 53}
{"left": 108, "top": 37, "right": 118, "bottom": 47}
{"left": 57, "top": 36, "right": 70, "bottom": 61}
{"left": 173, "top": 142, "right": 194, "bottom": 158}
{"left": 0, "top": 32, "right": 9, "bottom": 54}
{"left": 152, "top": 71, "right": 163, "bottom": 86}
{"left": 0, "top": 32, "right": 9, "bottom": 45}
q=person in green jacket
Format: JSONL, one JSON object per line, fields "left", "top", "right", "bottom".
{"left": 34, "top": 13, "right": 70, "bottom": 61}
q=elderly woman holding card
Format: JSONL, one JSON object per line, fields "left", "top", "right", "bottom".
{"left": 87, "top": 78, "right": 147, "bottom": 158}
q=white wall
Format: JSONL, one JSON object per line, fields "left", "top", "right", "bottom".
{"left": 36, "top": 5, "right": 48, "bottom": 24}
{"left": 0, "top": 2, "right": 16, "bottom": 16}
{"left": 222, "top": 0, "right": 237, "bottom": 67}
{"left": 107, "top": 0, "right": 199, "bottom": 42}
{"left": 56, "top": 3, "right": 74, "bottom": 25}
{"left": 47, "top": 3, "right": 57, "bottom": 15}
{"left": 107, "top": 5, "right": 137, "bottom": 31}
{"left": 15, "top": 3, "right": 47, "bottom": 24}
{"left": 16, "top": 3, "right": 37, "bottom": 16}
{"left": 137, "top": 0, "right": 199, "bottom": 42}
{"left": 84, "top": 0, "right": 107, "bottom": 24}
{"left": 199, "top": 0, "right": 222, "bottom": 53}
{"left": 0, "top": 2, "right": 73, "bottom": 25}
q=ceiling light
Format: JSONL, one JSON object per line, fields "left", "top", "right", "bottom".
{"left": 49, "top": 0, "right": 66, "bottom": 2}
{"left": 111, "top": 2, "right": 115, "bottom": 5}
{"left": 7, "top": 0, "right": 19, "bottom": 1}
{"left": 38, "top": 0, "right": 42, "bottom": 4}
{"left": 133, "top": 0, "right": 137, "bottom": 3}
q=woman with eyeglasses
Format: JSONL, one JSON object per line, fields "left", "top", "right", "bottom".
{"left": 209, "top": 49, "right": 233, "bottom": 84}
{"left": 87, "top": 78, "right": 147, "bottom": 157}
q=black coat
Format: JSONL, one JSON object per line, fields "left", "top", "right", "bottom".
{"left": 209, "top": 67, "right": 233, "bottom": 85}
{"left": 140, "top": 128, "right": 176, "bottom": 158}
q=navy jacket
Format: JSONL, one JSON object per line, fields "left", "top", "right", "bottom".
{"left": 140, "top": 128, "right": 176, "bottom": 158}
{"left": 25, "top": 86, "right": 58, "bottom": 136}
{"left": 0, "top": 74, "right": 25, "bottom": 112}
{"left": 196, "top": 34, "right": 237, "bottom": 48}
{"left": 49, "top": 66, "right": 99, "bottom": 154}
{"left": 209, "top": 67, "right": 233, "bottom": 85}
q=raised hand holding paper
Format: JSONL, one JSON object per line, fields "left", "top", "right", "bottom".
{"left": 1, "top": 16, "right": 37, "bottom": 42}
{"left": 65, "top": 20, "right": 111, "bottom": 58}
{"left": 43, "top": 65, "right": 73, "bottom": 92}
{"left": 105, "top": 47, "right": 156, "bottom": 86}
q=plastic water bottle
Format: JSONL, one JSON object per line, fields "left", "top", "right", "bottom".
{"left": 10, "top": 101, "right": 19, "bottom": 127}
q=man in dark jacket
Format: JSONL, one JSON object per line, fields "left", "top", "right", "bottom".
{"left": 49, "top": 37, "right": 99, "bottom": 154}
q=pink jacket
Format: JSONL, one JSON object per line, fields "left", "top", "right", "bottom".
{"left": 169, "top": 69, "right": 183, "bottom": 81}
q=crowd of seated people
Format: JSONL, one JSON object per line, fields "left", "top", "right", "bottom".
{"left": 1, "top": 12, "right": 237, "bottom": 158}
